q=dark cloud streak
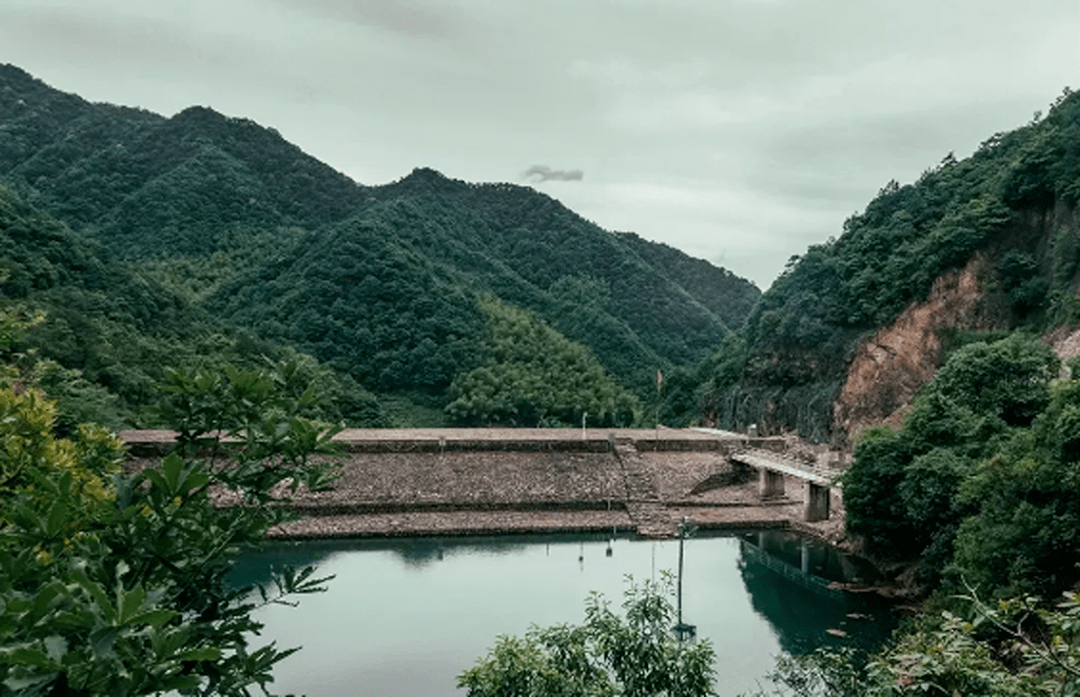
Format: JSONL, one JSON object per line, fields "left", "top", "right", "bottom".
{"left": 522, "top": 165, "right": 584, "bottom": 182}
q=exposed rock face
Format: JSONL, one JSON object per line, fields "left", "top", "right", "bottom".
{"left": 832, "top": 253, "right": 1007, "bottom": 442}
{"left": 833, "top": 201, "right": 1080, "bottom": 443}
{"left": 1049, "top": 327, "right": 1080, "bottom": 370}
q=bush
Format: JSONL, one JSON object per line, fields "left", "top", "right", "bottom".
{"left": 0, "top": 363, "right": 341, "bottom": 696}
{"left": 459, "top": 575, "right": 715, "bottom": 697}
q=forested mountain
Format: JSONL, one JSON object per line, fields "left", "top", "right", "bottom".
{"left": 0, "top": 184, "right": 386, "bottom": 429}
{"left": 0, "top": 66, "right": 366, "bottom": 253}
{"left": 0, "top": 64, "right": 760, "bottom": 425}
{"left": 616, "top": 231, "right": 759, "bottom": 333}
{"left": 687, "top": 87, "right": 1080, "bottom": 440}
{"left": 212, "top": 167, "right": 743, "bottom": 394}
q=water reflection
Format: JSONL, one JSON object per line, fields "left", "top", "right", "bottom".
{"left": 234, "top": 531, "right": 894, "bottom": 697}
{"left": 230, "top": 535, "right": 534, "bottom": 589}
{"left": 736, "top": 532, "right": 894, "bottom": 655}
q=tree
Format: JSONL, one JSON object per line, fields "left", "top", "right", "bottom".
{"left": 842, "top": 333, "right": 1061, "bottom": 570}
{"left": 929, "top": 334, "right": 1058, "bottom": 427}
{"left": 458, "top": 575, "right": 715, "bottom": 697}
{"left": 950, "top": 377, "right": 1080, "bottom": 598}
{"left": 0, "top": 362, "right": 341, "bottom": 696}
{"left": 840, "top": 425, "right": 913, "bottom": 551}
{"left": 445, "top": 298, "right": 639, "bottom": 427}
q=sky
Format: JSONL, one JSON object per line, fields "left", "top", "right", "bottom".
{"left": 2, "top": 0, "right": 1078, "bottom": 289}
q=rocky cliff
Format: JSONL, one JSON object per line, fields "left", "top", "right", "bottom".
{"left": 833, "top": 200, "right": 1080, "bottom": 443}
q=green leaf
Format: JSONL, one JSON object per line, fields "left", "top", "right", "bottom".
{"left": 42, "top": 635, "right": 67, "bottom": 663}
{"left": 2, "top": 645, "right": 54, "bottom": 668}
{"left": 90, "top": 626, "right": 119, "bottom": 658}
{"left": 118, "top": 586, "right": 146, "bottom": 625}
{"left": 161, "top": 452, "right": 183, "bottom": 494}
{"left": 161, "top": 674, "right": 201, "bottom": 691}
{"left": 179, "top": 469, "right": 210, "bottom": 496}
{"left": 175, "top": 646, "right": 222, "bottom": 662}
{"left": 72, "top": 567, "right": 116, "bottom": 623}
{"left": 124, "top": 609, "right": 176, "bottom": 629}
{"left": 45, "top": 501, "right": 68, "bottom": 539}
{"left": 4, "top": 672, "right": 58, "bottom": 693}
{"left": 29, "top": 581, "right": 67, "bottom": 622}
{"left": 141, "top": 468, "right": 169, "bottom": 502}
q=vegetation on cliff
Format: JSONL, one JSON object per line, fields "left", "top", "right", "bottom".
{"left": 688, "top": 87, "right": 1080, "bottom": 440}
{"left": 842, "top": 333, "right": 1069, "bottom": 594}
{"left": 740, "top": 332, "right": 1080, "bottom": 696}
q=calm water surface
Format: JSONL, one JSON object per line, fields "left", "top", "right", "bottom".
{"left": 232, "top": 531, "right": 893, "bottom": 696}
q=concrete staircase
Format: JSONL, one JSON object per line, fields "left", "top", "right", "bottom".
{"left": 612, "top": 437, "right": 677, "bottom": 538}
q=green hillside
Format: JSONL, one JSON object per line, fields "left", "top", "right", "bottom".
{"left": 211, "top": 167, "right": 739, "bottom": 393}
{"left": 0, "top": 183, "right": 192, "bottom": 422}
{"left": 0, "top": 184, "right": 386, "bottom": 429}
{"left": 689, "top": 87, "right": 1080, "bottom": 440}
{"left": 616, "top": 231, "right": 759, "bottom": 333}
{"left": 0, "top": 64, "right": 760, "bottom": 425}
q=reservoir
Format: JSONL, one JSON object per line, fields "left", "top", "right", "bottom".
{"left": 232, "top": 530, "right": 893, "bottom": 696}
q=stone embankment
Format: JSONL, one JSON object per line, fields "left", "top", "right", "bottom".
{"left": 120, "top": 428, "right": 846, "bottom": 541}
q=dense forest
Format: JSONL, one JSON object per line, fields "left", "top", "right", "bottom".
{"left": 0, "top": 63, "right": 760, "bottom": 427}
{"left": 673, "top": 87, "right": 1080, "bottom": 441}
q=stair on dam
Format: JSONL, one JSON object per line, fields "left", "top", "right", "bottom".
{"left": 612, "top": 438, "right": 677, "bottom": 538}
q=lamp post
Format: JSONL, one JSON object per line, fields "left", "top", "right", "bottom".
{"left": 674, "top": 517, "right": 697, "bottom": 642}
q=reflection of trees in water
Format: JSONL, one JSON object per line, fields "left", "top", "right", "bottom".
{"left": 230, "top": 533, "right": 613, "bottom": 589}
{"left": 228, "top": 539, "right": 345, "bottom": 591}
{"left": 389, "top": 536, "right": 531, "bottom": 567}
{"left": 737, "top": 537, "right": 895, "bottom": 656}
{"left": 387, "top": 532, "right": 620, "bottom": 567}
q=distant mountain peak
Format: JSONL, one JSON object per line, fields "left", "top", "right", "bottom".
{"left": 379, "top": 167, "right": 472, "bottom": 196}
{"left": 173, "top": 104, "right": 223, "bottom": 120}
{"left": 0, "top": 63, "right": 34, "bottom": 80}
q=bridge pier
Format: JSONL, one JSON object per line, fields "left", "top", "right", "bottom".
{"left": 803, "top": 482, "right": 830, "bottom": 522}
{"left": 758, "top": 468, "right": 785, "bottom": 498}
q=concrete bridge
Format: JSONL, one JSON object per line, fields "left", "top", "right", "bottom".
{"left": 120, "top": 428, "right": 844, "bottom": 538}
{"left": 729, "top": 447, "right": 835, "bottom": 522}
{"left": 691, "top": 428, "right": 839, "bottom": 523}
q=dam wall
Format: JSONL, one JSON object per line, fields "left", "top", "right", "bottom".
{"left": 120, "top": 428, "right": 833, "bottom": 539}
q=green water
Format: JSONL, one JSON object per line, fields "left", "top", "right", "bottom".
{"left": 232, "top": 531, "right": 894, "bottom": 696}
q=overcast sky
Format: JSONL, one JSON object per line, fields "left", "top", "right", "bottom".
{"left": 2, "top": 0, "right": 1078, "bottom": 288}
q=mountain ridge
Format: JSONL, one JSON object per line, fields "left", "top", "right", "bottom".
{"left": 0, "top": 63, "right": 761, "bottom": 424}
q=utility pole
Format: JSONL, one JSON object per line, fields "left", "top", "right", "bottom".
{"left": 674, "top": 517, "right": 697, "bottom": 642}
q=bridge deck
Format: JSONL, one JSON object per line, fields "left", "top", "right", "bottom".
{"left": 730, "top": 449, "right": 833, "bottom": 486}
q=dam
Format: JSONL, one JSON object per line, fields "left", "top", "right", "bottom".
{"left": 121, "top": 427, "right": 846, "bottom": 540}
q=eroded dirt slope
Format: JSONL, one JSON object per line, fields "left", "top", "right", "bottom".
{"left": 833, "top": 253, "right": 1008, "bottom": 441}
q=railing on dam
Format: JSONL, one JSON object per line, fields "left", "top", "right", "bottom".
{"left": 730, "top": 448, "right": 834, "bottom": 486}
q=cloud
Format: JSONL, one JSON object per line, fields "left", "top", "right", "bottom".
{"left": 522, "top": 165, "right": 584, "bottom": 182}
{"left": 277, "top": 0, "right": 463, "bottom": 41}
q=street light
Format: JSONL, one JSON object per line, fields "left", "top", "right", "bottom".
{"left": 673, "top": 518, "right": 698, "bottom": 642}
